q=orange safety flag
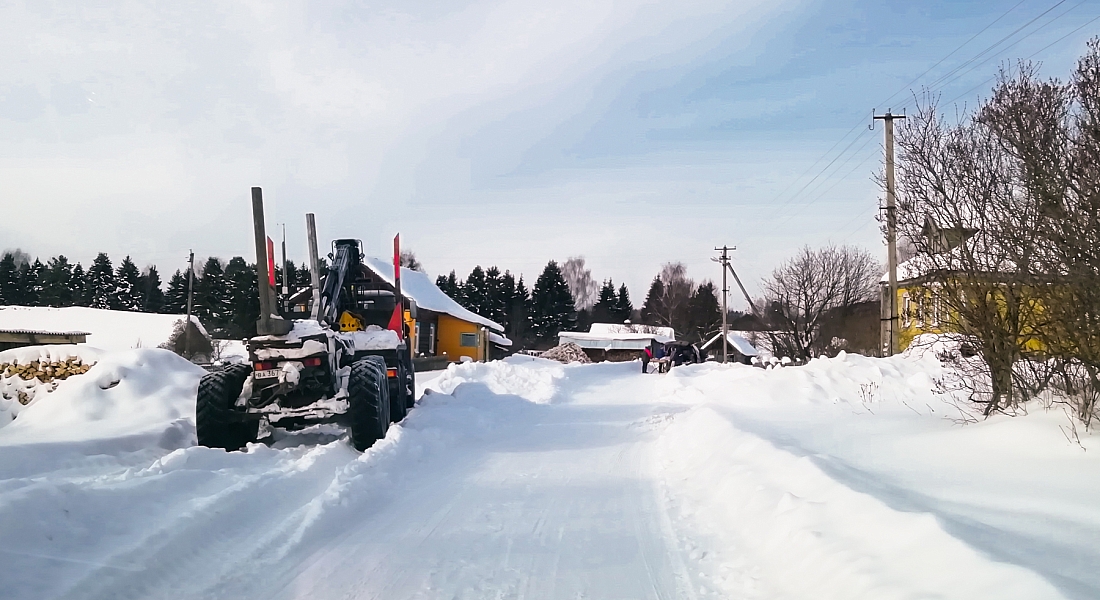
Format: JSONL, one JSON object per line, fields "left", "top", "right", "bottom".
{"left": 266, "top": 237, "right": 277, "bottom": 289}
{"left": 387, "top": 234, "right": 403, "bottom": 334}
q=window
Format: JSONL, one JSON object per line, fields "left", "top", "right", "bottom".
{"left": 460, "top": 332, "right": 478, "bottom": 347}
{"left": 429, "top": 323, "right": 436, "bottom": 354}
{"left": 902, "top": 292, "right": 912, "bottom": 326}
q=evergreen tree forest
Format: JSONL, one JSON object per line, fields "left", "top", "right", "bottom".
{"left": 0, "top": 250, "right": 314, "bottom": 340}
{"left": 3, "top": 248, "right": 723, "bottom": 349}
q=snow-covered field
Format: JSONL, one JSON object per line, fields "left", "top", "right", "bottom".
{"left": 1, "top": 349, "right": 1096, "bottom": 600}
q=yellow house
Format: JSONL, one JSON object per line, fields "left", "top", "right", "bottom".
{"left": 361, "top": 258, "right": 510, "bottom": 362}
{"left": 881, "top": 224, "right": 1046, "bottom": 354}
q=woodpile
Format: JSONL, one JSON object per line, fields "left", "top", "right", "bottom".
{"left": 0, "top": 357, "right": 95, "bottom": 406}
{"left": 541, "top": 342, "right": 592, "bottom": 364}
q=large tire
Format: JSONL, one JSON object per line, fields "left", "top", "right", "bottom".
{"left": 347, "top": 357, "right": 390, "bottom": 451}
{"left": 196, "top": 363, "right": 258, "bottom": 451}
{"left": 405, "top": 358, "right": 416, "bottom": 410}
{"left": 389, "top": 361, "right": 408, "bottom": 423}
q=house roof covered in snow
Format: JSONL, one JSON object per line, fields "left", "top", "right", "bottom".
{"left": 0, "top": 327, "right": 90, "bottom": 336}
{"left": 558, "top": 323, "right": 675, "bottom": 351}
{"left": 362, "top": 257, "right": 504, "bottom": 333}
{"left": 588, "top": 323, "right": 675, "bottom": 340}
{"left": 701, "top": 331, "right": 759, "bottom": 356}
{"left": 0, "top": 306, "right": 203, "bottom": 351}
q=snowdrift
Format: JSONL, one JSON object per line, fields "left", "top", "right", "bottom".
{"left": 0, "top": 348, "right": 205, "bottom": 445}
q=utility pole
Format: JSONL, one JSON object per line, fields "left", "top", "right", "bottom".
{"left": 184, "top": 250, "right": 195, "bottom": 359}
{"left": 280, "top": 223, "right": 289, "bottom": 314}
{"left": 713, "top": 246, "right": 735, "bottom": 364}
{"left": 873, "top": 109, "right": 905, "bottom": 356}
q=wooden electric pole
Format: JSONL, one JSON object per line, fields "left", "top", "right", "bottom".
{"left": 184, "top": 250, "right": 195, "bottom": 358}
{"left": 873, "top": 110, "right": 905, "bottom": 356}
{"left": 713, "top": 246, "right": 735, "bottom": 364}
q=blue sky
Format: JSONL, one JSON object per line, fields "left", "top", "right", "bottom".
{"left": 1, "top": 0, "right": 1097, "bottom": 308}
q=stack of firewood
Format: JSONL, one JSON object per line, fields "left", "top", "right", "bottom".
{"left": 0, "top": 357, "right": 95, "bottom": 406}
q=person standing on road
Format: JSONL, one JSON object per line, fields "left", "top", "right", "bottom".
{"left": 642, "top": 345, "right": 653, "bottom": 373}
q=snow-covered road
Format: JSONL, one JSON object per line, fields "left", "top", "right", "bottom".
{"left": 2, "top": 352, "right": 1097, "bottom": 599}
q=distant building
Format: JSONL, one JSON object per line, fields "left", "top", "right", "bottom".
{"left": 0, "top": 306, "right": 206, "bottom": 352}
{"left": 558, "top": 323, "right": 675, "bottom": 362}
{"left": 0, "top": 327, "right": 88, "bottom": 351}
{"left": 700, "top": 331, "right": 759, "bottom": 364}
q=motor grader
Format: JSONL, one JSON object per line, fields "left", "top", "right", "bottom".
{"left": 194, "top": 187, "right": 415, "bottom": 451}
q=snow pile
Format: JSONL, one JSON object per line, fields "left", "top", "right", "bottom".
{"left": 430, "top": 355, "right": 567, "bottom": 404}
{"left": 0, "top": 306, "right": 203, "bottom": 351}
{"left": 0, "top": 348, "right": 205, "bottom": 444}
{"left": 540, "top": 342, "right": 592, "bottom": 364}
{"left": 340, "top": 325, "right": 400, "bottom": 350}
{"left": 252, "top": 319, "right": 326, "bottom": 343}
{"left": 0, "top": 345, "right": 100, "bottom": 424}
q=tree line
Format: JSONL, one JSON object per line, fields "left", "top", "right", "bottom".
{"left": 0, "top": 250, "right": 313, "bottom": 340}
{"left": 439, "top": 257, "right": 727, "bottom": 349}
{"left": 2, "top": 247, "right": 734, "bottom": 351}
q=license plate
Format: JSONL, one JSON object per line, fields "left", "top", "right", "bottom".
{"left": 254, "top": 369, "right": 280, "bottom": 380}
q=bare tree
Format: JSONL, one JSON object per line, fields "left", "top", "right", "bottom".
{"left": 761, "top": 245, "right": 879, "bottom": 360}
{"left": 973, "top": 45, "right": 1100, "bottom": 426}
{"left": 399, "top": 250, "right": 424, "bottom": 272}
{"left": 894, "top": 92, "right": 1048, "bottom": 416}
{"left": 561, "top": 256, "right": 599, "bottom": 310}
{"left": 654, "top": 262, "right": 694, "bottom": 334}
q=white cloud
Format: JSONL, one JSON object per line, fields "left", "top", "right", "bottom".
{"left": 1, "top": 0, "right": 862, "bottom": 301}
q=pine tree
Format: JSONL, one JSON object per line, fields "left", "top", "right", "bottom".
{"left": 195, "top": 257, "right": 231, "bottom": 332}
{"left": 591, "top": 279, "right": 618, "bottom": 324}
{"left": 85, "top": 253, "right": 116, "bottom": 309}
{"left": 20, "top": 259, "right": 45, "bottom": 307}
{"left": 113, "top": 256, "right": 143, "bottom": 311}
{"left": 686, "top": 281, "right": 721, "bottom": 343}
{"left": 140, "top": 266, "right": 165, "bottom": 313}
{"left": 529, "top": 260, "right": 575, "bottom": 345}
{"left": 463, "top": 266, "right": 488, "bottom": 315}
{"left": 510, "top": 275, "right": 530, "bottom": 346}
{"left": 0, "top": 253, "right": 20, "bottom": 305}
{"left": 483, "top": 266, "right": 506, "bottom": 325}
{"left": 163, "top": 269, "right": 189, "bottom": 314}
{"left": 225, "top": 256, "right": 259, "bottom": 338}
{"left": 614, "top": 283, "right": 633, "bottom": 323}
{"left": 640, "top": 277, "right": 664, "bottom": 325}
{"left": 436, "top": 270, "right": 462, "bottom": 301}
{"left": 41, "top": 255, "right": 75, "bottom": 307}
{"left": 498, "top": 271, "right": 517, "bottom": 333}
{"left": 70, "top": 263, "right": 87, "bottom": 307}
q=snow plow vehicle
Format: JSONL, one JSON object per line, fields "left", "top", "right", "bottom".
{"left": 195, "top": 188, "right": 415, "bottom": 451}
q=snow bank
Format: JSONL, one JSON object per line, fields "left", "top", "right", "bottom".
{"left": 429, "top": 355, "right": 567, "bottom": 404}
{"left": 0, "top": 348, "right": 205, "bottom": 445}
{"left": 0, "top": 306, "right": 202, "bottom": 351}
{"left": 656, "top": 405, "right": 1064, "bottom": 599}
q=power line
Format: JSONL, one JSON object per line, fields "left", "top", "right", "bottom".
{"left": 876, "top": 0, "right": 1030, "bottom": 110}
{"left": 762, "top": 0, "right": 1047, "bottom": 214}
{"left": 943, "top": 9, "right": 1100, "bottom": 107}
{"left": 920, "top": 0, "right": 1069, "bottom": 92}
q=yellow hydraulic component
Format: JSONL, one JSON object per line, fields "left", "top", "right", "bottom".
{"left": 338, "top": 311, "right": 365, "bottom": 332}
